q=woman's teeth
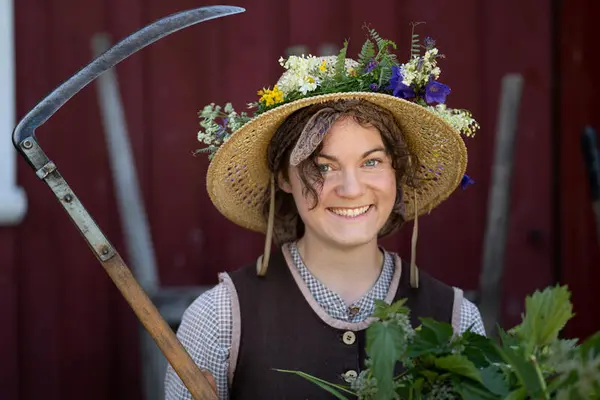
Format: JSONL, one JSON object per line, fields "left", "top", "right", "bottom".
{"left": 329, "top": 205, "right": 371, "bottom": 217}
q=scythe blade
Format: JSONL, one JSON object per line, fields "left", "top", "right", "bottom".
{"left": 12, "top": 6, "right": 245, "bottom": 400}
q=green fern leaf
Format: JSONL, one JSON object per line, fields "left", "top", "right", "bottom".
{"left": 369, "top": 28, "right": 382, "bottom": 46}
{"left": 377, "top": 56, "right": 395, "bottom": 88}
{"left": 335, "top": 39, "right": 349, "bottom": 79}
{"left": 410, "top": 22, "right": 425, "bottom": 57}
{"left": 358, "top": 39, "right": 375, "bottom": 70}
{"left": 366, "top": 28, "right": 397, "bottom": 63}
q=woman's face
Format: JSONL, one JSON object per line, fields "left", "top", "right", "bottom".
{"left": 280, "top": 116, "right": 397, "bottom": 249}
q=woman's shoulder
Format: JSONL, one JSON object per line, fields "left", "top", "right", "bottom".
{"left": 175, "top": 275, "right": 237, "bottom": 355}
{"left": 181, "top": 278, "right": 233, "bottom": 328}
{"left": 165, "top": 281, "right": 234, "bottom": 399}
{"left": 380, "top": 247, "right": 487, "bottom": 336}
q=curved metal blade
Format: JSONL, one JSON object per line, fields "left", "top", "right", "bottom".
{"left": 12, "top": 5, "right": 244, "bottom": 165}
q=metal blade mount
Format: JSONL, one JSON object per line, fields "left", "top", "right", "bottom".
{"left": 12, "top": 5, "right": 245, "bottom": 170}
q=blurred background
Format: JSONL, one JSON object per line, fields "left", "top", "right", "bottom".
{"left": 1, "top": 0, "right": 599, "bottom": 399}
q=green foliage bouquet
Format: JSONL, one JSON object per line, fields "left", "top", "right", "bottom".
{"left": 279, "top": 286, "right": 600, "bottom": 399}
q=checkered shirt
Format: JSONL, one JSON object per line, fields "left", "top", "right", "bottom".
{"left": 164, "top": 245, "right": 486, "bottom": 399}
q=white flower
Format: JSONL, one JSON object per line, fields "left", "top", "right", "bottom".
{"left": 200, "top": 103, "right": 220, "bottom": 119}
{"left": 427, "top": 104, "right": 480, "bottom": 137}
{"left": 277, "top": 54, "right": 323, "bottom": 94}
{"left": 425, "top": 47, "right": 439, "bottom": 58}
{"left": 298, "top": 76, "right": 318, "bottom": 94}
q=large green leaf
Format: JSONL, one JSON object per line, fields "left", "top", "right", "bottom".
{"left": 480, "top": 365, "right": 510, "bottom": 396}
{"left": 434, "top": 354, "right": 482, "bottom": 383}
{"left": 496, "top": 330, "right": 549, "bottom": 399}
{"left": 372, "top": 298, "right": 409, "bottom": 320}
{"left": 419, "top": 318, "right": 454, "bottom": 344}
{"left": 579, "top": 331, "right": 600, "bottom": 362}
{"left": 366, "top": 320, "right": 405, "bottom": 400}
{"left": 454, "top": 380, "right": 502, "bottom": 400}
{"left": 461, "top": 331, "right": 504, "bottom": 368}
{"left": 407, "top": 318, "right": 454, "bottom": 357}
{"left": 504, "top": 387, "right": 528, "bottom": 400}
{"left": 513, "top": 285, "right": 573, "bottom": 352}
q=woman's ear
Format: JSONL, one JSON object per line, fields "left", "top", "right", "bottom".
{"left": 278, "top": 171, "right": 293, "bottom": 193}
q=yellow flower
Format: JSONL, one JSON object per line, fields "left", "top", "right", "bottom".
{"left": 319, "top": 60, "right": 327, "bottom": 72}
{"left": 348, "top": 67, "right": 357, "bottom": 77}
{"left": 258, "top": 85, "right": 285, "bottom": 107}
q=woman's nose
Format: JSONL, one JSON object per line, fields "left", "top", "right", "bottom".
{"left": 334, "top": 169, "right": 365, "bottom": 198}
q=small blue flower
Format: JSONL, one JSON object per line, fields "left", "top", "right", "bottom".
{"left": 369, "top": 83, "right": 379, "bottom": 91}
{"left": 364, "top": 58, "right": 378, "bottom": 73}
{"left": 425, "top": 80, "right": 451, "bottom": 104}
{"left": 387, "top": 65, "right": 415, "bottom": 99}
{"left": 424, "top": 37, "right": 436, "bottom": 49}
{"left": 460, "top": 174, "right": 475, "bottom": 190}
{"left": 216, "top": 117, "right": 228, "bottom": 137}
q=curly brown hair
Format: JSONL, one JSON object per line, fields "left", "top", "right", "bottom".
{"left": 263, "top": 99, "right": 421, "bottom": 245}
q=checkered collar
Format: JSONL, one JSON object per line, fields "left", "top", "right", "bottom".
{"left": 288, "top": 242, "right": 395, "bottom": 323}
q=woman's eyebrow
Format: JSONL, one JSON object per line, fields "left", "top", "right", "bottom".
{"left": 318, "top": 147, "right": 386, "bottom": 161}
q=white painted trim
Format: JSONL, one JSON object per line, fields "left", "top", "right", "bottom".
{"left": 0, "top": 0, "right": 27, "bottom": 226}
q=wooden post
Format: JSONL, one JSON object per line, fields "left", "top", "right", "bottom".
{"left": 478, "top": 74, "right": 524, "bottom": 336}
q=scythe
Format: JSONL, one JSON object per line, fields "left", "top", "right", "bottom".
{"left": 12, "top": 6, "right": 245, "bottom": 400}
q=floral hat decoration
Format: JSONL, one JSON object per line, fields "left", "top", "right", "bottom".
{"left": 195, "top": 25, "right": 480, "bottom": 264}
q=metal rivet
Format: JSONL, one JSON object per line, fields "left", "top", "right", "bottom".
{"left": 63, "top": 194, "right": 73, "bottom": 202}
{"left": 101, "top": 246, "right": 110, "bottom": 255}
{"left": 22, "top": 140, "right": 33, "bottom": 149}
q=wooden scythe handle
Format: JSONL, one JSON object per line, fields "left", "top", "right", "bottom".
{"left": 103, "top": 253, "right": 218, "bottom": 399}
{"left": 13, "top": 138, "right": 218, "bottom": 400}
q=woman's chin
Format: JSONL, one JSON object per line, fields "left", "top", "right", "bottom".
{"left": 321, "top": 228, "right": 380, "bottom": 249}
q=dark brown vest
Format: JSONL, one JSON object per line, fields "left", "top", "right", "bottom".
{"left": 228, "top": 248, "right": 454, "bottom": 399}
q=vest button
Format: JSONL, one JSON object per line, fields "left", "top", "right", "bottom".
{"left": 342, "top": 331, "right": 356, "bottom": 345}
{"left": 343, "top": 369, "right": 358, "bottom": 382}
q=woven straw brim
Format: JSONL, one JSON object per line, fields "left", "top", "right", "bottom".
{"left": 206, "top": 92, "right": 467, "bottom": 234}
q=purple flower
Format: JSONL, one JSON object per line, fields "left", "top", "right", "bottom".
{"left": 364, "top": 58, "right": 378, "bottom": 73}
{"left": 460, "top": 174, "right": 475, "bottom": 190}
{"left": 369, "top": 83, "right": 379, "bottom": 91}
{"left": 424, "top": 37, "right": 436, "bottom": 49}
{"left": 216, "top": 117, "right": 228, "bottom": 137}
{"left": 425, "top": 80, "right": 451, "bottom": 104}
{"left": 387, "top": 65, "right": 415, "bottom": 99}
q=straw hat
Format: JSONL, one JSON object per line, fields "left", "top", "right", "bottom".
{"left": 196, "top": 30, "right": 479, "bottom": 279}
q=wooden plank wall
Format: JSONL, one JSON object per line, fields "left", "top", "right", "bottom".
{"left": 559, "top": 0, "right": 600, "bottom": 340}
{"left": 4, "top": 0, "right": 594, "bottom": 398}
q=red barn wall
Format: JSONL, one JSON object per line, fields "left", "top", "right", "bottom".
{"left": 0, "top": 0, "right": 596, "bottom": 398}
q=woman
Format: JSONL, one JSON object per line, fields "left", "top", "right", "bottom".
{"left": 165, "top": 29, "right": 484, "bottom": 399}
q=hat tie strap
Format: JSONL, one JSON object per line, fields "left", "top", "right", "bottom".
{"left": 410, "top": 191, "right": 419, "bottom": 288}
{"left": 257, "top": 173, "right": 276, "bottom": 276}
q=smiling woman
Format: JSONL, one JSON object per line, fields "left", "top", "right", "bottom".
{"left": 266, "top": 100, "right": 418, "bottom": 249}
{"left": 165, "top": 28, "right": 484, "bottom": 399}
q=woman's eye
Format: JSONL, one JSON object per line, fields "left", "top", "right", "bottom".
{"left": 364, "top": 159, "right": 381, "bottom": 167}
{"left": 317, "top": 164, "right": 331, "bottom": 173}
